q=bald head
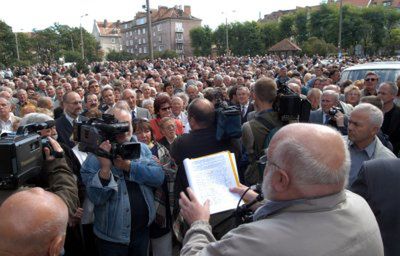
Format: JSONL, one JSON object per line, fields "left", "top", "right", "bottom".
{"left": 265, "top": 123, "right": 350, "bottom": 200}
{"left": 0, "top": 188, "right": 68, "bottom": 256}
{"left": 187, "top": 98, "right": 215, "bottom": 129}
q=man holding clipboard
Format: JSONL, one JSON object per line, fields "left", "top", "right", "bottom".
{"left": 170, "top": 98, "right": 240, "bottom": 240}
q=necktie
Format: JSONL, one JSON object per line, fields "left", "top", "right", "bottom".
{"left": 241, "top": 106, "right": 246, "bottom": 117}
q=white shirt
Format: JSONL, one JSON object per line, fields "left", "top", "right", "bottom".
{"left": 0, "top": 116, "right": 13, "bottom": 133}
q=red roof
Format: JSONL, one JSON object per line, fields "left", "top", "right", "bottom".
{"left": 135, "top": 6, "right": 200, "bottom": 23}
{"left": 268, "top": 39, "right": 302, "bottom": 52}
{"left": 96, "top": 21, "right": 120, "bottom": 36}
{"left": 342, "top": 0, "right": 371, "bottom": 6}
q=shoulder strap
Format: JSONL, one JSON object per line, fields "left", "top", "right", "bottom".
{"left": 255, "top": 116, "right": 276, "bottom": 131}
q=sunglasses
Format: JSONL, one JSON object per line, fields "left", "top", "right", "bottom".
{"left": 365, "top": 78, "right": 377, "bottom": 82}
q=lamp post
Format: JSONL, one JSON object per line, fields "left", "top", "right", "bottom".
{"left": 14, "top": 31, "right": 20, "bottom": 61}
{"left": 80, "top": 13, "right": 88, "bottom": 60}
{"left": 338, "top": 0, "right": 343, "bottom": 59}
{"left": 143, "top": 0, "right": 154, "bottom": 60}
{"left": 221, "top": 10, "right": 235, "bottom": 56}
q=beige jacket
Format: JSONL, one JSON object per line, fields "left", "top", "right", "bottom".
{"left": 181, "top": 190, "right": 383, "bottom": 256}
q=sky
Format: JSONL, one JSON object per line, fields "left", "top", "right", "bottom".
{"left": 0, "top": 0, "right": 322, "bottom": 33}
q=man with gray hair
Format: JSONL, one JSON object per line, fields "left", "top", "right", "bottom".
{"left": 377, "top": 82, "right": 400, "bottom": 155}
{"left": 178, "top": 123, "right": 383, "bottom": 256}
{"left": 347, "top": 103, "right": 396, "bottom": 186}
{"left": 309, "top": 89, "right": 348, "bottom": 134}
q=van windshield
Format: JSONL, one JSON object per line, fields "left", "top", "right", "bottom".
{"left": 341, "top": 69, "right": 400, "bottom": 83}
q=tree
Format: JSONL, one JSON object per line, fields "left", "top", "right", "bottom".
{"left": 302, "top": 37, "right": 336, "bottom": 56}
{"left": 0, "top": 21, "right": 17, "bottom": 66}
{"left": 190, "top": 26, "right": 212, "bottom": 56}
{"left": 260, "top": 22, "right": 280, "bottom": 50}
{"left": 278, "top": 14, "right": 295, "bottom": 41}
{"left": 294, "top": 10, "right": 309, "bottom": 44}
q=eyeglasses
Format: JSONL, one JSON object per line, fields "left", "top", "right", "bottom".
{"left": 160, "top": 106, "right": 172, "bottom": 111}
{"left": 67, "top": 101, "right": 83, "bottom": 105}
{"left": 365, "top": 78, "right": 377, "bottom": 82}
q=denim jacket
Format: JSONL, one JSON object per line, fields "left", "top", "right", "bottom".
{"left": 80, "top": 141, "right": 164, "bottom": 245}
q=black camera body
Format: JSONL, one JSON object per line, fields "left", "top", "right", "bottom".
{"left": 0, "top": 132, "right": 43, "bottom": 189}
{"left": 328, "top": 106, "right": 342, "bottom": 116}
{"left": 73, "top": 114, "right": 140, "bottom": 160}
{"left": 275, "top": 85, "right": 311, "bottom": 123}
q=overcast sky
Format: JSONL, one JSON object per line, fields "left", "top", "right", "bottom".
{"left": 1, "top": 0, "right": 322, "bottom": 33}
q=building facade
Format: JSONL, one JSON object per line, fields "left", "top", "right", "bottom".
{"left": 121, "top": 5, "right": 202, "bottom": 57}
{"left": 92, "top": 20, "right": 123, "bottom": 56}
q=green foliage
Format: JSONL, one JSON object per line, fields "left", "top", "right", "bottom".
{"left": 278, "top": 14, "right": 295, "bottom": 41}
{"left": 0, "top": 21, "right": 17, "bottom": 66}
{"left": 190, "top": 26, "right": 212, "bottom": 56}
{"left": 294, "top": 10, "right": 308, "bottom": 44}
{"left": 302, "top": 37, "right": 337, "bottom": 56}
{"left": 260, "top": 22, "right": 280, "bottom": 50}
{"left": 153, "top": 50, "right": 178, "bottom": 59}
{"left": 106, "top": 50, "right": 135, "bottom": 61}
{"left": 63, "top": 50, "right": 82, "bottom": 63}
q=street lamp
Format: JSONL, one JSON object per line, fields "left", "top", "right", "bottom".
{"left": 221, "top": 10, "right": 236, "bottom": 56}
{"left": 338, "top": 0, "right": 343, "bottom": 59}
{"left": 80, "top": 13, "right": 88, "bottom": 60}
{"left": 143, "top": 0, "right": 154, "bottom": 60}
{"left": 14, "top": 31, "right": 20, "bottom": 61}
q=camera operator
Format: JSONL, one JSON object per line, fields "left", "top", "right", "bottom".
{"left": 178, "top": 123, "right": 383, "bottom": 256}
{"left": 0, "top": 113, "right": 79, "bottom": 217}
{"left": 242, "top": 77, "right": 282, "bottom": 185}
{"left": 309, "top": 90, "right": 348, "bottom": 135}
{"left": 80, "top": 107, "right": 164, "bottom": 256}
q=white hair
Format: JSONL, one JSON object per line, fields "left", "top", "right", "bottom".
{"left": 272, "top": 129, "right": 350, "bottom": 186}
{"left": 19, "top": 113, "right": 53, "bottom": 127}
{"left": 353, "top": 103, "right": 383, "bottom": 128}
{"left": 142, "top": 98, "right": 154, "bottom": 108}
{"left": 379, "top": 82, "right": 398, "bottom": 96}
{"left": 322, "top": 89, "right": 339, "bottom": 102}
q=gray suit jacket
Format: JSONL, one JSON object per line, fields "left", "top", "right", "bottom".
{"left": 134, "top": 107, "right": 151, "bottom": 120}
{"left": 309, "top": 109, "right": 324, "bottom": 124}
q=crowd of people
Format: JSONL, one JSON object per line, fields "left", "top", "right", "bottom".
{"left": 0, "top": 54, "right": 399, "bottom": 256}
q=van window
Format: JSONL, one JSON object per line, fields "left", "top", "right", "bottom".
{"left": 341, "top": 69, "right": 400, "bottom": 83}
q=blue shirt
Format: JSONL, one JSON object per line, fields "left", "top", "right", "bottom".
{"left": 80, "top": 140, "right": 164, "bottom": 245}
{"left": 348, "top": 138, "right": 377, "bottom": 186}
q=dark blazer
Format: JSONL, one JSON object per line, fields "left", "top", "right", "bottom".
{"left": 133, "top": 107, "right": 152, "bottom": 120}
{"left": 309, "top": 109, "right": 324, "bottom": 124}
{"left": 56, "top": 114, "right": 87, "bottom": 149}
{"left": 351, "top": 158, "right": 400, "bottom": 256}
{"left": 239, "top": 103, "right": 254, "bottom": 124}
{"left": 383, "top": 105, "right": 400, "bottom": 155}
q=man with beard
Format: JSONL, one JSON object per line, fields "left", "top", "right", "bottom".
{"left": 178, "top": 123, "right": 384, "bottom": 256}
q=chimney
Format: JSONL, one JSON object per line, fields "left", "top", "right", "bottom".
{"left": 158, "top": 6, "right": 168, "bottom": 15}
{"left": 103, "top": 19, "right": 107, "bottom": 27}
{"left": 184, "top": 5, "right": 191, "bottom": 16}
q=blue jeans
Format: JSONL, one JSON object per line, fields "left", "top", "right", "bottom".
{"left": 96, "top": 228, "right": 149, "bottom": 256}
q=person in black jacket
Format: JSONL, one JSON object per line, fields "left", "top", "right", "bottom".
{"left": 351, "top": 158, "right": 400, "bottom": 256}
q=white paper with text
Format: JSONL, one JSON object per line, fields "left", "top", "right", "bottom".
{"left": 183, "top": 151, "right": 242, "bottom": 214}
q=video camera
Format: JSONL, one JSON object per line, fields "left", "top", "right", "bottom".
{"left": 73, "top": 114, "right": 141, "bottom": 160}
{"left": 274, "top": 84, "right": 311, "bottom": 123}
{"left": 0, "top": 122, "right": 58, "bottom": 189}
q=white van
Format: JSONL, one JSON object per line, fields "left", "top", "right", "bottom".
{"left": 340, "top": 62, "right": 400, "bottom": 83}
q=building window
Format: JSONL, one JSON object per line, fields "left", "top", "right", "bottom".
{"left": 176, "top": 32, "right": 183, "bottom": 40}
{"left": 130, "top": 40, "right": 133, "bottom": 46}
{"left": 126, "top": 41, "right": 129, "bottom": 46}
{"left": 177, "top": 43, "right": 183, "bottom": 50}
{"left": 158, "top": 36, "right": 162, "bottom": 42}
{"left": 159, "top": 45, "right": 164, "bottom": 52}
{"left": 144, "top": 46, "right": 147, "bottom": 53}
{"left": 111, "top": 38, "right": 115, "bottom": 44}
{"left": 175, "top": 22, "right": 183, "bottom": 32}
{"left": 157, "top": 24, "right": 161, "bottom": 31}
{"left": 138, "top": 29, "right": 141, "bottom": 35}
{"left": 138, "top": 38, "right": 141, "bottom": 44}
{"left": 153, "top": 32, "right": 156, "bottom": 36}
{"left": 130, "top": 31, "right": 133, "bottom": 36}
{"left": 124, "top": 24, "right": 128, "bottom": 29}
{"left": 142, "top": 28, "right": 146, "bottom": 34}
{"left": 139, "top": 47, "right": 142, "bottom": 53}
{"left": 126, "top": 32, "right": 129, "bottom": 37}
{"left": 143, "top": 38, "right": 146, "bottom": 44}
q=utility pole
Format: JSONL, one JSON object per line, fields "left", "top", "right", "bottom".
{"left": 225, "top": 17, "right": 229, "bottom": 55}
{"left": 338, "top": 0, "right": 343, "bottom": 59}
{"left": 146, "top": 0, "right": 154, "bottom": 60}
{"left": 15, "top": 32, "right": 20, "bottom": 61}
{"left": 71, "top": 37, "right": 75, "bottom": 52}
{"left": 80, "top": 14, "right": 88, "bottom": 60}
